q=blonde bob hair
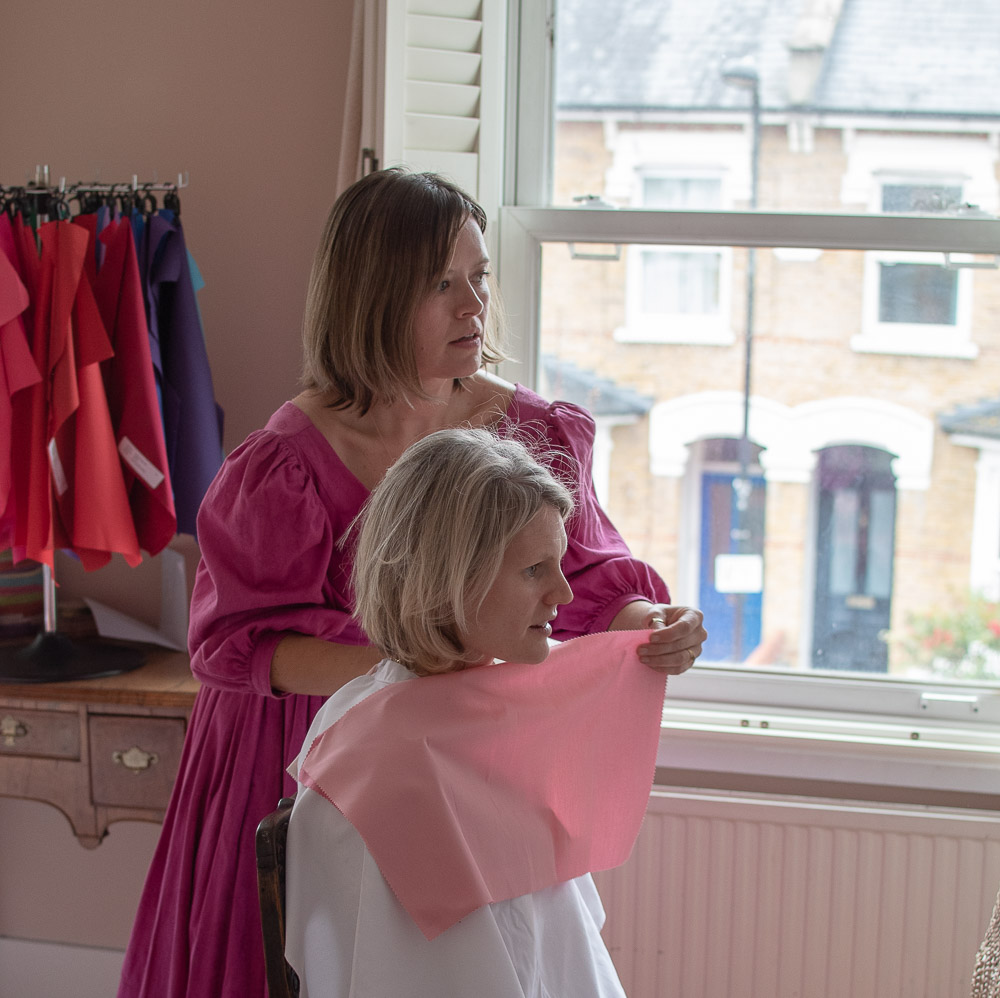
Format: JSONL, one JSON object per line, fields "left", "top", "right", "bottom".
{"left": 302, "top": 169, "right": 507, "bottom": 414}
{"left": 351, "top": 428, "right": 574, "bottom": 675}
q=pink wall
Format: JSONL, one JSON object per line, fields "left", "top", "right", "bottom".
{"left": 3, "top": 0, "right": 354, "bottom": 450}
{"left": 2, "top": 0, "right": 355, "bottom": 621}
{"left": 0, "top": 0, "right": 354, "bottom": 964}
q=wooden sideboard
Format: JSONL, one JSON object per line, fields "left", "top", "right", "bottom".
{"left": 0, "top": 647, "right": 199, "bottom": 848}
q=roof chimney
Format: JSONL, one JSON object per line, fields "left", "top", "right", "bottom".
{"left": 787, "top": 0, "right": 845, "bottom": 106}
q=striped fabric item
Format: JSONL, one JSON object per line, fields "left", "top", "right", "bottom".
{"left": 0, "top": 549, "right": 43, "bottom": 637}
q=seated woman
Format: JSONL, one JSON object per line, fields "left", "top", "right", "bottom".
{"left": 284, "top": 428, "right": 670, "bottom": 998}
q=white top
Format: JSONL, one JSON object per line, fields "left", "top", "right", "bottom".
{"left": 284, "top": 659, "right": 627, "bottom": 998}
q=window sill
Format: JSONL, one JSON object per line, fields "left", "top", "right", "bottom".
{"left": 659, "top": 699, "right": 1000, "bottom": 799}
{"left": 851, "top": 332, "right": 978, "bottom": 359}
{"left": 613, "top": 324, "right": 734, "bottom": 347}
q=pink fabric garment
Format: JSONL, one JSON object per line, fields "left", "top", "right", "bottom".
{"left": 119, "top": 389, "right": 670, "bottom": 998}
{"left": 0, "top": 215, "right": 41, "bottom": 541}
{"left": 39, "top": 221, "right": 142, "bottom": 570}
{"left": 299, "top": 629, "right": 667, "bottom": 940}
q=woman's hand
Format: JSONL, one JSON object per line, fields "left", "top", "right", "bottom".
{"left": 610, "top": 601, "right": 706, "bottom": 674}
{"left": 639, "top": 604, "right": 706, "bottom": 673}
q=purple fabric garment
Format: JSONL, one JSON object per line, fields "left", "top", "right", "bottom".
{"left": 134, "top": 213, "right": 162, "bottom": 380}
{"left": 136, "top": 211, "right": 223, "bottom": 536}
{"left": 116, "top": 385, "right": 669, "bottom": 998}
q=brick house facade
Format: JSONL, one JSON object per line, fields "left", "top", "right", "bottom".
{"left": 539, "top": 0, "right": 1000, "bottom": 674}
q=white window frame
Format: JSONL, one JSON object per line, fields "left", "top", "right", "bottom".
{"left": 857, "top": 249, "right": 975, "bottom": 356}
{"left": 841, "top": 134, "right": 998, "bottom": 359}
{"left": 617, "top": 169, "right": 734, "bottom": 346}
{"left": 496, "top": 1, "right": 1000, "bottom": 763}
{"left": 599, "top": 129, "right": 742, "bottom": 346}
{"left": 854, "top": 176, "right": 977, "bottom": 357}
{"left": 371, "top": 0, "right": 1000, "bottom": 794}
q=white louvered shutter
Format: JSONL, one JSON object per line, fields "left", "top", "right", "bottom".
{"left": 379, "top": 0, "right": 505, "bottom": 225}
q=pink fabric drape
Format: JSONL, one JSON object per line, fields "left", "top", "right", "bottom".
{"left": 299, "top": 629, "right": 667, "bottom": 940}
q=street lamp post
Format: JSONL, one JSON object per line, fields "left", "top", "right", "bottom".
{"left": 722, "top": 59, "right": 761, "bottom": 660}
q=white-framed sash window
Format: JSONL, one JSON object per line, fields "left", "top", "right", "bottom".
{"left": 618, "top": 172, "right": 734, "bottom": 345}
{"left": 371, "top": 0, "right": 1000, "bottom": 754}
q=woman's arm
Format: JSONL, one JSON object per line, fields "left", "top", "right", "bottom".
{"left": 270, "top": 634, "right": 383, "bottom": 696}
{"left": 523, "top": 395, "right": 702, "bottom": 656}
{"left": 189, "top": 425, "right": 373, "bottom": 698}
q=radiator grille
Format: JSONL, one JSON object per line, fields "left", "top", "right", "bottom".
{"left": 594, "top": 789, "right": 1000, "bottom": 998}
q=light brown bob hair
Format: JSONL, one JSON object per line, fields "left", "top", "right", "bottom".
{"left": 302, "top": 169, "right": 507, "bottom": 413}
{"left": 351, "top": 428, "right": 574, "bottom": 675}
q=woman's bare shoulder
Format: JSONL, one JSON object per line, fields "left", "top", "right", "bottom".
{"left": 464, "top": 371, "right": 516, "bottom": 426}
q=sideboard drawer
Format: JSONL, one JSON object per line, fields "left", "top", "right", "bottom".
{"left": 0, "top": 707, "right": 80, "bottom": 760}
{"left": 89, "top": 714, "right": 186, "bottom": 810}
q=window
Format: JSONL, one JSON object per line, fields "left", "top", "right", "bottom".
{"left": 878, "top": 261, "right": 956, "bottom": 325}
{"left": 369, "top": 0, "right": 1000, "bottom": 796}
{"left": 498, "top": 0, "right": 1000, "bottom": 730}
{"left": 856, "top": 179, "right": 976, "bottom": 357}
{"left": 619, "top": 173, "right": 732, "bottom": 344}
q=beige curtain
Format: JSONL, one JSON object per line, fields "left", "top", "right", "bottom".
{"left": 335, "top": 0, "right": 367, "bottom": 194}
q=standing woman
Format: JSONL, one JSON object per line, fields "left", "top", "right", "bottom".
{"left": 117, "top": 168, "right": 706, "bottom": 998}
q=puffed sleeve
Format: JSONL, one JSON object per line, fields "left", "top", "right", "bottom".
{"left": 516, "top": 395, "right": 671, "bottom": 638}
{"left": 188, "top": 429, "right": 365, "bottom": 698}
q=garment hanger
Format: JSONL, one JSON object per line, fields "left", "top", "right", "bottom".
{"left": 163, "top": 187, "right": 181, "bottom": 216}
{"left": 135, "top": 188, "right": 157, "bottom": 217}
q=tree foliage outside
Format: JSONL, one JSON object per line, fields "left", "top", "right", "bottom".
{"left": 896, "top": 593, "right": 1000, "bottom": 680}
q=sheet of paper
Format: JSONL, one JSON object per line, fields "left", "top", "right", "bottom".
{"left": 84, "top": 548, "right": 188, "bottom": 650}
{"left": 84, "top": 597, "right": 185, "bottom": 649}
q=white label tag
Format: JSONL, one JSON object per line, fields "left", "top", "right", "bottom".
{"left": 714, "top": 553, "right": 764, "bottom": 594}
{"left": 48, "top": 439, "right": 69, "bottom": 496}
{"left": 119, "top": 436, "right": 166, "bottom": 490}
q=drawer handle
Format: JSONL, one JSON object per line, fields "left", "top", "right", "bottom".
{"left": 112, "top": 746, "right": 160, "bottom": 773}
{"left": 1, "top": 715, "right": 28, "bottom": 746}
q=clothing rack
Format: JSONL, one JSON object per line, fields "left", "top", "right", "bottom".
{"left": 3, "top": 178, "right": 188, "bottom": 193}
{"left": 0, "top": 170, "right": 196, "bottom": 683}
{"left": 6, "top": 164, "right": 188, "bottom": 192}
{"left": 1, "top": 172, "right": 188, "bottom": 222}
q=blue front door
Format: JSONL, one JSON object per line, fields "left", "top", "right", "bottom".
{"left": 699, "top": 471, "right": 765, "bottom": 662}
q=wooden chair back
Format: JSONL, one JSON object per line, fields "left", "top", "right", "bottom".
{"left": 255, "top": 795, "right": 300, "bottom": 998}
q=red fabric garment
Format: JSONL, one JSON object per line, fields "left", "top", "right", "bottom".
{"left": 298, "top": 630, "right": 667, "bottom": 940}
{"left": 33, "top": 222, "right": 141, "bottom": 570}
{"left": 9, "top": 216, "right": 54, "bottom": 567}
{"left": 74, "top": 214, "right": 176, "bottom": 556}
{"left": 0, "top": 215, "right": 42, "bottom": 546}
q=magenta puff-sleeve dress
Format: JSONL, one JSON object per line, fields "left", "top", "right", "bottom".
{"left": 116, "top": 384, "right": 669, "bottom": 998}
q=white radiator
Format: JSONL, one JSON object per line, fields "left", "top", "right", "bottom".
{"left": 594, "top": 789, "right": 1000, "bottom": 998}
